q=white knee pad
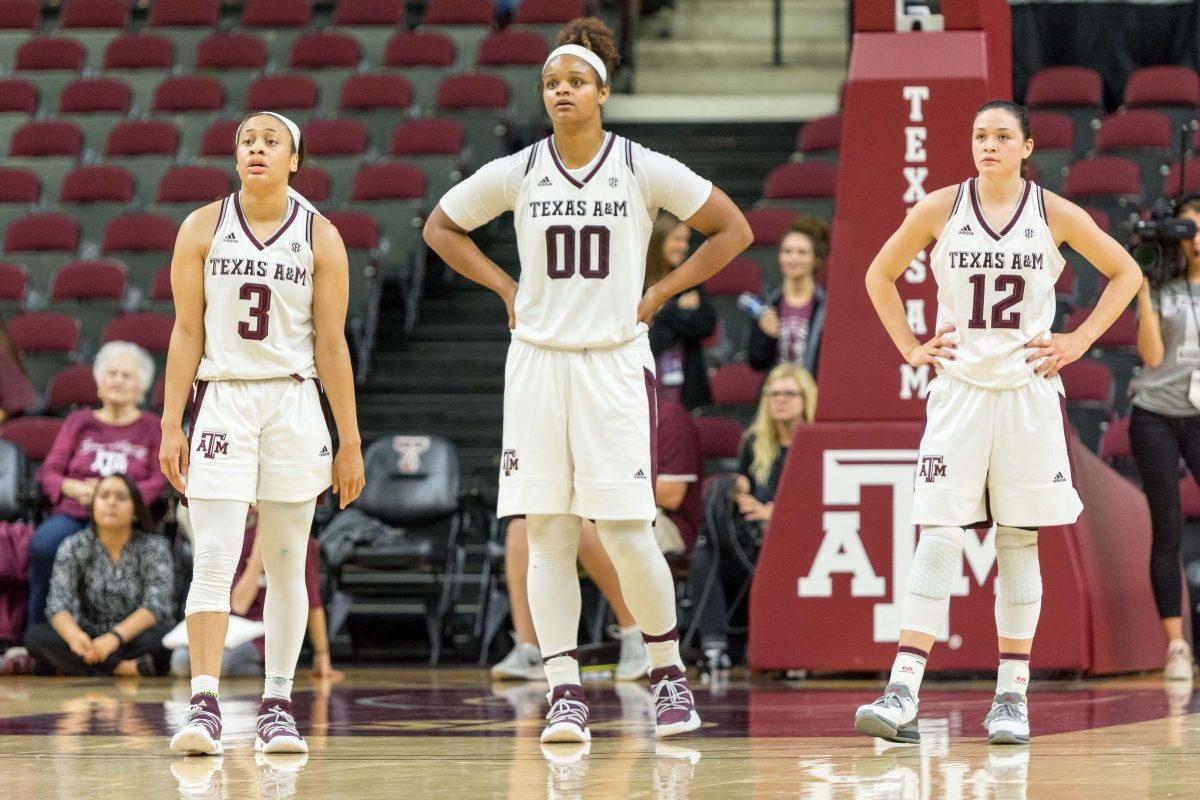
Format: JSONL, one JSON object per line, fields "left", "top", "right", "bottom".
{"left": 526, "top": 514, "right": 583, "bottom": 658}
{"left": 994, "top": 527, "right": 1042, "bottom": 640}
{"left": 527, "top": 514, "right": 581, "bottom": 567}
{"left": 596, "top": 519, "right": 677, "bottom": 637}
{"left": 902, "top": 526, "right": 964, "bottom": 637}
{"left": 185, "top": 498, "right": 250, "bottom": 616}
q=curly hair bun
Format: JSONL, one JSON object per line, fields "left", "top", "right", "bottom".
{"left": 555, "top": 17, "right": 620, "bottom": 83}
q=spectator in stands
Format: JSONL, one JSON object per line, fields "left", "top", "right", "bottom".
{"left": 0, "top": 319, "right": 35, "bottom": 422}
{"left": 169, "top": 508, "right": 340, "bottom": 680}
{"left": 25, "top": 475, "right": 174, "bottom": 676}
{"left": 647, "top": 213, "right": 717, "bottom": 410}
{"left": 28, "top": 342, "right": 164, "bottom": 626}
{"left": 687, "top": 363, "right": 816, "bottom": 669}
{"left": 748, "top": 218, "right": 828, "bottom": 375}
{"left": 1130, "top": 196, "right": 1200, "bottom": 681}
{"left": 493, "top": 399, "right": 704, "bottom": 681}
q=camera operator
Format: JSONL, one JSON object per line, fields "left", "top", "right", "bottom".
{"left": 1130, "top": 195, "right": 1200, "bottom": 681}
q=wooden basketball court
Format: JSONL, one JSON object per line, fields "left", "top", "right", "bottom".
{"left": 0, "top": 669, "right": 1197, "bottom": 798}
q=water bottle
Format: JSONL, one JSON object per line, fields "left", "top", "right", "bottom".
{"left": 737, "top": 292, "right": 768, "bottom": 319}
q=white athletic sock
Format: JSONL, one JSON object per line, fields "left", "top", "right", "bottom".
{"left": 889, "top": 648, "right": 928, "bottom": 697}
{"left": 544, "top": 654, "right": 581, "bottom": 688}
{"left": 257, "top": 499, "right": 317, "bottom": 703}
{"left": 526, "top": 514, "right": 583, "bottom": 659}
{"left": 997, "top": 656, "right": 1030, "bottom": 697}
{"left": 620, "top": 625, "right": 640, "bottom": 640}
{"left": 645, "top": 639, "right": 682, "bottom": 671}
{"left": 192, "top": 674, "right": 219, "bottom": 698}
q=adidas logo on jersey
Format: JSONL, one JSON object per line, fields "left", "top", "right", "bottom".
{"left": 957, "top": 224, "right": 974, "bottom": 236}
{"left": 633, "top": 469, "right": 647, "bottom": 479}
{"left": 1053, "top": 471, "right": 1066, "bottom": 483}
{"left": 538, "top": 176, "right": 552, "bottom": 187}
{"left": 319, "top": 445, "right": 330, "bottom": 457}
{"left": 223, "top": 231, "right": 237, "bottom": 243}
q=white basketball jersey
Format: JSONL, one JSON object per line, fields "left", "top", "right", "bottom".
{"left": 513, "top": 134, "right": 653, "bottom": 350}
{"left": 929, "top": 179, "right": 1065, "bottom": 390}
{"left": 196, "top": 192, "right": 318, "bottom": 382}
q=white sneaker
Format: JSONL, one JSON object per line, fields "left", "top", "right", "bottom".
{"left": 613, "top": 626, "right": 650, "bottom": 681}
{"left": 854, "top": 683, "right": 920, "bottom": 744}
{"left": 491, "top": 635, "right": 544, "bottom": 681}
{"left": 1164, "top": 640, "right": 1197, "bottom": 680}
{"left": 984, "top": 692, "right": 1030, "bottom": 745}
{"left": 541, "top": 684, "right": 591, "bottom": 743}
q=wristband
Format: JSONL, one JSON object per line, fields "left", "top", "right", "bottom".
{"left": 110, "top": 630, "right": 126, "bottom": 647}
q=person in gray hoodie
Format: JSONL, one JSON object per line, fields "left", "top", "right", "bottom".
{"left": 748, "top": 218, "right": 827, "bottom": 376}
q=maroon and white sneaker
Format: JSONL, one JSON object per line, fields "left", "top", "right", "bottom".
{"left": 650, "top": 666, "right": 702, "bottom": 738}
{"left": 255, "top": 698, "right": 308, "bottom": 754}
{"left": 170, "top": 693, "right": 223, "bottom": 755}
{"left": 541, "top": 684, "right": 591, "bottom": 743}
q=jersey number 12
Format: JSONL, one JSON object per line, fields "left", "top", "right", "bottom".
{"left": 967, "top": 274, "right": 1024, "bottom": 329}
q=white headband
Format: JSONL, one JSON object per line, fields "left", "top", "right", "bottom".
{"left": 238, "top": 111, "right": 301, "bottom": 151}
{"left": 544, "top": 44, "right": 607, "bottom": 85}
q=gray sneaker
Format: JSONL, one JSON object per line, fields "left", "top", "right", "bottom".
{"left": 854, "top": 683, "right": 920, "bottom": 744}
{"left": 612, "top": 626, "right": 650, "bottom": 681}
{"left": 491, "top": 635, "right": 544, "bottom": 681}
{"left": 984, "top": 692, "right": 1030, "bottom": 745}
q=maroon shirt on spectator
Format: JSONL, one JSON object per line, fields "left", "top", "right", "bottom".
{"left": 37, "top": 409, "right": 166, "bottom": 519}
{"left": 233, "top": 528, "right": 322, "bottom": 655}
{"left": 657, "top": 400, "right": 704, "bottom": 552}
{"left": 0, "top": 349, "right": 35, "bottom": 417}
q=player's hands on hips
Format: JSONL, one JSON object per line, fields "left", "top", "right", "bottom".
{"left": 331, "top": 444, "right": 365, "bottom": 509}
{"left": 500, "top": 281, "right": 518, "bottom": 330}
{"left": 1025, "top": 331, "right": 1089, "bottom": 378}
{"left": 637, "top": 284, "right": 667, "bottom": 325}
{"left": 905, "top": 325, "right": 956, "bottom": 367}
{"left": 159, "top": 425, "right": 189, "bottom": 494}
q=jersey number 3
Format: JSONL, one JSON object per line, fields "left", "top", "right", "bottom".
{"left": 967, "top": 274, "right": 1024, "bottom": 330}
{"left": 546, "top": 225, "right": 610, "bottom": 279}
{"left": 238, "top": 282, "right": 271, "bottom": 340}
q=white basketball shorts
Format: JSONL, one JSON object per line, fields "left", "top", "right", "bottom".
{"left": 911, "top": 375, "right": 1083, "bottom": 528}
{"left": 185, "top": 376, "right": 333, "bottom": 505}
{"left": 498, "top": 335, "right": 657, "bottom": 521}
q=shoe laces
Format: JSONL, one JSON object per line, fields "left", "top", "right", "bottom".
{"left": 871, "top": 688, "right": 909, "bottom": 712}
{"left": 183, "top": 702, "right": 221, "bottom": 736}
{"left": 985, "top": 695, "right": 1026, "bottom": 726}
{"left": 546, "top": 694, "right": 589, "bottom": 728}
{"left": 652, "top": 673, "right": 694, "bottom": 713}
{"left": 258, "top": 704, "right": 300, "bottom": 739}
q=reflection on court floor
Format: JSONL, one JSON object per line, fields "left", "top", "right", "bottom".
{"left": 0, "top": 670, "right": 1196, "bottom": 799}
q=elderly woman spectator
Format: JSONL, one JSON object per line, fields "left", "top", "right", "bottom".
{"left": 0, "top": 318, "right": 35, "bottom": 422}
{"left": 25, "top": 475, "right": 175, "bottom": 676}
{"left": 28, "top": 342, "right": 165, "bottom": 625}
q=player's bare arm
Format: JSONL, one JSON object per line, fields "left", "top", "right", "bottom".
{"left": 1026, "top": 191, "right": 1142, "bottom": 376}
{"left": 159, "top": 201, "right": 220, "bottom": 494}
{"left": 865, "top": 185, "right": 959, "bottom": 367}
{"left": 638, "top": 187, "right": 753, "bottom": 324}
{"left": 1135, "top": 276, "right": 1165, "bottom": 368}
{"left": 312, "top": 215, "right": 365, "bottom": 508}
{"left": 423, "top": 204, "right": 519, "bottom": 329}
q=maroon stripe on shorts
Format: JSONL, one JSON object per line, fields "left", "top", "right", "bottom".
{"left": 1058, "top": 392, "right": 1079, "bottom": 489}
{"left": 644, "top": 368, "right": 658, "bottom": 486}
{"left": 179, "top": 380, "right": 209, "bottom": 508}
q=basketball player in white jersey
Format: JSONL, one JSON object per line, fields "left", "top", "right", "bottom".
{"left": 160, "top": 111, "right": 365, "bottom": 755}
{"left": 424, "top": 18, "right": 751, "bottom": 742}
{"left": 855, "top": 100, "right": 1141, "bottom": 744}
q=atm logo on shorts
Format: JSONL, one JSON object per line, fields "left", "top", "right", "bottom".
{"left": 195, "top": 431, "right": 229, "bottom": 459}
{"left": 917, "top": 455, "right": 946, "bottom": 483}
{"left": 502, "top": 449, "right": 519, "bottom": 476}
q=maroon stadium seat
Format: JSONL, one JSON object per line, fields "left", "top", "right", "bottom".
{"left": 477, "top": 31, "right": 546, "bottom": 66}
{"left": 15, "top": 38, "right": 85, "bottom": 71}
{"left": 1060, "top": 358, "right": 1113, "bottom": 406}
{"left": 333, "top": 0, "right": 402, "bottom": 25}
{"left": 290, "top": 32, "right": 361, "bottom": 68}
{"left": 0, "top": 261, "right": 28, "bottom": 304}
{"left": 7, "top": 312, "right": 80, "bottom": 352}
{"left": 693, "top": 415, "right": 745, "bottom": 462}
{"left": 1181, "top": 478, "right": 1200, "bottom": 518}
{"left": 304, "top": 119, "right": 369, "bottom": 155}
{"left": 1163, "top": 162, "right": 1200, "bottom": 197}
{"left": 705, "top": 258, "right": 764, "bottom": 363}
{"left": 709, "top": 363, "right": 766, "bottom": 407}
{"left": 0, "top": 167, "right": 38, "bottom": 203}
{"left": 339, "top": 74, "right": 413, "bottom": 112}
{"left": 514, "top": 0, "right": 586, "bottom": 24}
{"left": 384, "top": 32, "right": 456, "bottom": 67}
{"left": 152, "top": 75, "right": 223, "bottom": 112}
{"left": 1096, "top": 110, "right": 1172, "bottom": 152}
{"left": 1030, "top": 111, "right": 1074, "bottom": 150}
{"left": 351, "top": 164, "right": 426, "bottom": 201}
{"left": 60, "top": 0, "right": 128, "bottom": 29}
{"left": 743, "top": 209, "right": 797, "bottom": 247}
{"left": 60, "top": 165, "right": 135, "bottom": 203}
{"left": 103, "top": 33, "right": 174, "bottom": 69}
{"left": 4, "top": 213, "right": 78, "bottom": 253}
{"left": 390, "top": 118, "right": 464, "bottom": 155}
{"left": 423, "top": 0, "right": 492, "bottom": 25}
{"left": 199, "top": 119, "right": 241, "bottom": 158}
{"left": 705, "top": 257, "right": 762, "bottom": 298}
{"left": 44, "top": 364, "right": 99, "bottom": 413}
{"left": 49, "top": 259, "right": 125, "bottom": 300}
{"left": 102, "top": 312, "right": 173, "bottom": 353}
{"left": 103, "top": 213, "right": 177, "bottom": 251}
{"left": 762, "top": 161, "right": 838, "bottom": 199}
{"left": 0, "top": 78, "right": 36, "bottom": 114}
{"left": 1065, "top": 307, "right": 1136, "bottom": 349}
{"left": 105, "top": 119, "right": 178, "bottom": 156}
{"left": 9, "top": 121, "right": 82, "bottom": 157}
{"left": 291, "top": 165, "right": 330, "bottom": 203}
{"left": 1063, "top": 157, "right": 1142, "bottom": 232}
{"left": 150, "top": 373, "right": 165, "bottom": 410}
{"left": 1099, "top": 416, "right": 1132, "bottom": 463}
{"left": 148, "top": 0, "right": 218, "bottom": 27}
{"left": 1054, "top": 264, "right": 1076, "bottom": 298}
{"left": 1123, "top": 66, "right": 1200, "bottom": 109}
{"left": 59, "top": 77, "right": 131, "bottom": 114}
{"left": 246, "top": 74, "right": 318, "bottom": 115}
{"left": 195, "top": 33, "right": 267, "bottom": 69}
{"left": 156, "top": 165, "right": 232, "bottom": 204}
{"left": 326, "top": 211, "right": 380, "bottom": 250}
{"left": 435, "top": 74, "right": 508, "bottom": 110}
{"left": 241, "top": 0, "right": 311, "bottom": 27}
{"left": 1026, "top": 66, "right": 1105, "bottom": 156}
{"left": 150, "top": 264, "right": 172, "bottom": 302}
{"left": 0, "top": 416, "right": 65, "bottom": 461}
{"left": 796, "top": 114, "right": 842, "bottom": 163}
{"left": 0, "top": 0, "right": 37, "bottom": 30}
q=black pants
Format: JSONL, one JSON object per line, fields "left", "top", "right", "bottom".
{"left": 1129, "top": 405, "right": 1200, "bottom": 619}
{"left": 686, "top": 482, "right": 762, "bottom": 654}
{"left": 25, "top": 623, "right": 173, "bottom": 677}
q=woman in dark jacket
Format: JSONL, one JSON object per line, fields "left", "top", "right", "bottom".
{"left": 748, "top": 217, "right": 828, "bottom": 376}
{"left": 647, "top": 212, "right": 717, "bottom": 410}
